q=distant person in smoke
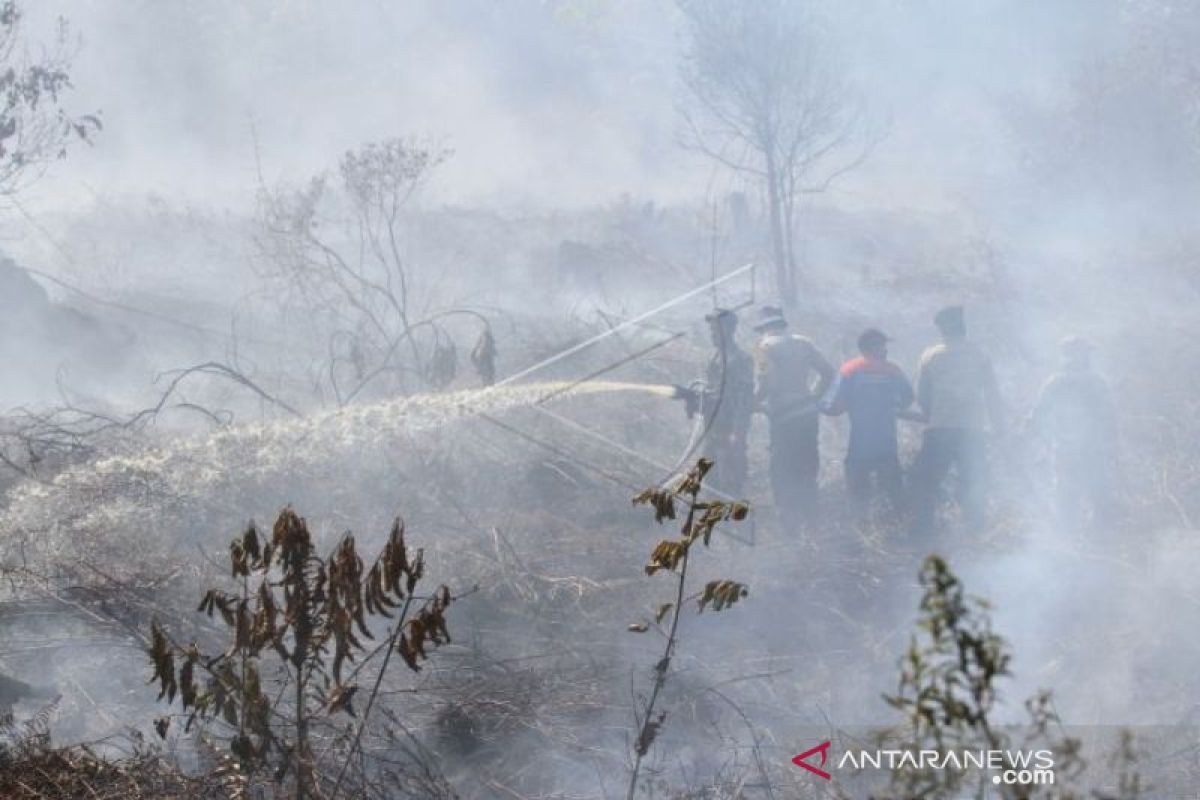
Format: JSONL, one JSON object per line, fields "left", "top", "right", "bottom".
{"left": 823, "top": 328, "right": 915, "bottom": 513}
{"left": 694, "top": 308, "right": 754, "bottom": 494}
{"left": 1026, "top": 336, "right": 1120, "bottom": 529}
{"left": 909, "top": 305, "right": 1006, "bottom": 533}
{"left": 752, "top": 305, "right": 835, "bottom": 521}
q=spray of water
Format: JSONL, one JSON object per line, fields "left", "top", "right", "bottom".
{"left": 0, "top": 380, "right": 677, "bottom": 581}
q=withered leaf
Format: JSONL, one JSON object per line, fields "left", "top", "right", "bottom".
{"left": 154, "top": 716, "right": 170, "bottom": 739}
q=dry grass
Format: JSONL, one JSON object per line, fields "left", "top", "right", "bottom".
{"left": 0, "top": 301, "right": 1199, "bottom": 797}
{"left": 0, "top": 744, "right": 227, "bottom": 800}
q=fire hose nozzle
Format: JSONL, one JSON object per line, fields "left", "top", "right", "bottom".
{"left": 670, "top": 383, "right": 701, "bottom": 419}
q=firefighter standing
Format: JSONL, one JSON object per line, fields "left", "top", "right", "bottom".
{"left": 823, "top": 328, "right": 915, "bottom": 511}
{"left": 910, "top": 306, "right": 1005, "bottom": 532}
{"left": 1027, "top": 336, "right": 1119, "bottom": 529}
{"left": 681, "top": 309, "right": 755, "bottom": 494}
{"left": 752, "top": 305, "right": 835, "bottom": 519}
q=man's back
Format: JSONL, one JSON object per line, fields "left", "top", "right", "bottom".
{"left": 916, "top": 339, "right": 1000, "bottom": 430}
{"left": 755, "top": 332, "right": 832, "bottom": 419}
{"left": 826, "top": 356, "right": 914, "bottom": 461}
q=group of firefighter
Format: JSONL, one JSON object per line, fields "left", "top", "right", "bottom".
{"left": 680, "top": 303, "right": 1118, "bottom": 533}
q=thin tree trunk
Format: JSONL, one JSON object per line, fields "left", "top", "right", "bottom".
{"left": 295, "top": 674, "right": 308, "bottom": 800}
{"left": 765, "top": 153, "right": 792, "bottom": 305}
{"left": 782, "top": 165, "right": 801, "bottom": 307}
{"left": 781, "top": 183, "right": 798, "bottom": 306}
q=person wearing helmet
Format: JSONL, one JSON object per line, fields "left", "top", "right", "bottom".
{"left": 1026, "top": 336, "right": 1119, "bottom": 529}
{"left": 752, "top": 305, "right": 835, "bottom": 521}
{"left": 823, "top": 328, "right": 915, "bottom": 512}
{"left": 910, "top": 305, "right": 1005, "bottom": 532}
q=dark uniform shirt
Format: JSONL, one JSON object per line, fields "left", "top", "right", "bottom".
{"left": 824, "top": 356, "right": 915, "bottom": 461}
{"left": 702, "top": 343, "right": 754, "bottom": 439}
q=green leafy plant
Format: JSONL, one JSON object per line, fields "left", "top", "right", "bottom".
{"left": 881, "top": 554, "right": 1010, "bottom": 798}
{"left": 147, "top": 508, "right": 453, "bottom": 799}
{"left": 626, "top": 458, "right": 750, "bottom": 800}
{"left": 880, "top": 555, "right": 1090, "bottom": 800}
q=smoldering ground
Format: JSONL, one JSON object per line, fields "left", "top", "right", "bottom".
{"left": 0, "top": 1, "right": 1199, "bottom": 798}
{"left": 3, "top": 297, "right": 1199, "bottom": 795}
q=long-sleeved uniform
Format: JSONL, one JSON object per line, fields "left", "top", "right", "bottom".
{"left": 754, "top": 331, "right": 834, "bottom": 519}
{"left": 915, "top": 340, "right": 1003, "bottom": 431}
{"left": 825, "top": 355, "right": 914, "bottom": 506}
{"left": 910, "top": 338, "right": 1004, "bottom": 531}
{"left": 825, "top": 356, "right": 915, "bottom": 462}
{"left": 699, "top": 341, "right": 755, "bottom": 493}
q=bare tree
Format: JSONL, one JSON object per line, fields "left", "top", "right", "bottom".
{"left": 678, "top": 0, "right": 869, "bottom": 304}
{"left": 255, "top": 138, "right": 496, "bottom": 405}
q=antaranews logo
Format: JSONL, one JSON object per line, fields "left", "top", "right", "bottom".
{"left": 791, "top": 741, "right": 832, "bottom": 780}
{"left": 791, "top": 742, "right": 1055, "bottom": 787}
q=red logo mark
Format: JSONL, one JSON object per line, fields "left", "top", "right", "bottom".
{"left": 792, "top": 740, "right": 832, "bottom": 780}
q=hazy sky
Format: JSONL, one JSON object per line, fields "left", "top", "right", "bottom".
{"left": 23, "top": 1, "right": 688, "bottom": 209}
{"left": 14, "top": 0, "right": 1189, "bottom": 233}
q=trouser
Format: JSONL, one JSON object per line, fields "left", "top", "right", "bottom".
{"left": 767, "top": 412, "right": 819, "bottom": 519}
{"left": 701, "top": 429, "right": 748, "bottom": 495}
{"left": 845, "top": 455, "right": 903, "bottom": 510}
{"left": 910, "top": 427, "right": 987, "bottom": 531}
{"left": 1055, "top": 449, "right": 1118, "bottom": 529}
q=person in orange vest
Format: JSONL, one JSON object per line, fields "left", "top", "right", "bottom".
{"left": 823, "top": 328, "right": 915, "bottom": 512}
